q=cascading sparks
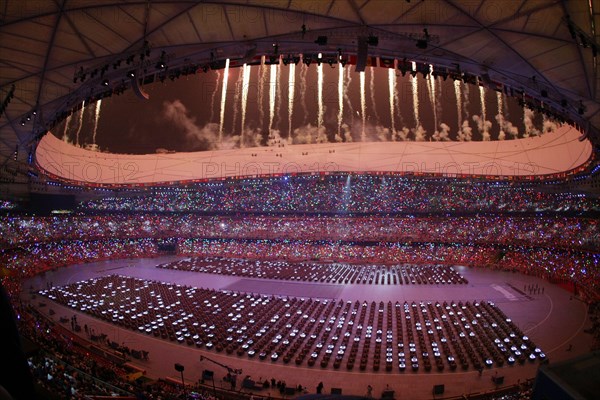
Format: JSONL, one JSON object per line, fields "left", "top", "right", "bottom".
{"left": 388, "top": 68, "right": 396, "bottom": 135}
{"left": 317, "top": 56, "right": 324, "bottom": 130}
{"left": 360, "top": 70, "right": 366, "bottom": 141}
{"left": 218, "top": 58, "right": 230, "bottom": 141}
{"left": 75, "top": 100, "right": 85, "bottom": 146}
{"left": 269, "top": 63, "right": 277, "bottom": 137}
{"left": 428, "top": 64, "right": 437, "bottom": 129}
{"left": 92, "top": 99, "right": 102, "bottom": 147}
{"left": 240, "top": 64, "right": 251, "bottom": 146}
{"left": 411, "top": 61, "right": 419, "bottom": 127}
{"left": 337, "top": 64, "right": 344, "bottom": 137}
{"left": 288, "top": 63, "right": 296, "bottom": 141}
{"left": 454, "top": 80, "right": 462, "bottom": 130}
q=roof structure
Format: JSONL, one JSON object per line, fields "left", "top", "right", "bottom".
{"left": 1, "top": 0, "right": 599, "bottom": 174}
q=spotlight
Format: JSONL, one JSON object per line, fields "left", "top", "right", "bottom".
{"left": 315, "top": 36, "right": 327, "bottom": 45}
{"left": 127, "top": 70, "right": 136, "bottom": 78}
{"left": 101, "top": 79, "right": 109, "bottom": 86}
{"left": 156, "top": 51, "right": 167, "bottom": 70}
{"left": 541, "top": 89, "right": 548, "bottom": 97}
{"left": 20, "top": 120, "right": 25, "bottom": 126}
{"left": 303, "top": 54, "right": 312, "bottom": 66}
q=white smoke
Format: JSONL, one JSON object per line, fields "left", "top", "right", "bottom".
{"left": 267, "top": 128, "right": 289, "bottom": 147}
{"left": 292, "top": 123, "right": 316, "bottom": 144}
{"left": 543, "top": 117, "right": 558, "bottom": 133}
{"left": 458, "top": 120, "right": 473, "bottom": 141}
{"left": 463, "top": 84, "right": 470, "bottom": 120}
{"left": 241, "top": 127, "right": 263, "bottom": 148}
{"left": 316, "top": 125, "right": 328, "bottom": 143}
{"left": 495, "top": 113, "right": 518, "bottom": 140}
{"left": 472, "top": 115, "right": 492, "bottom": 141}
{"left": 374, "top": 125, "right": 390, "bottom": 142}
{"left": 523, "top": 108, "right": 541, "bottom": 137}
{"left": 413, "top": 125, "right": 426, "bottom": 141}
{"left": 396, "top": 127, "right": 410, "bottom": 141}
{"left": 163, "top": 99, "right": 220, "bottom": 150}
{"left": 432, "top": 123, "right": 451, "bottom": 141}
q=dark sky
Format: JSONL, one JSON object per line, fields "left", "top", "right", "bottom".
{"left": 57, "top": 63, "right": 540, "bottom": 154}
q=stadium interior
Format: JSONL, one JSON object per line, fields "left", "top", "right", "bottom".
{"left": 1, "top": 1, "right": 600, "bottom": 400}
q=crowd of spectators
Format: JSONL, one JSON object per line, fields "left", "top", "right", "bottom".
{"left": 79, "top": 175, "right": 599, "bottom": 213}
{"left": 1, "top": 232, "right": 596, "bottom": 296}
{"left": 1, "top": 214, "right": 598, "bottom": 251}
{"left": 1, "top": 238, "right": 157, "bottom": 278}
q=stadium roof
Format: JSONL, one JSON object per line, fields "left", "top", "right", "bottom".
{"left": 1, "top": 0, "right": 599, "bottom": 173}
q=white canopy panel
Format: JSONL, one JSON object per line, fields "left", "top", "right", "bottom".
{"left": 36, "top": 126, "right": 592, "bottom": 185}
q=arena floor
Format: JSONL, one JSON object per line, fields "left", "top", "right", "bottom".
{"left": 24, "top": 256, "right": 593, "bottom": 399}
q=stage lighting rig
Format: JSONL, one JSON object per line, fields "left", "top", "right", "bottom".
{"left": 315, "top": 36, "right": 328, "bottom": 45}
{"left": 416, "top": 28, "right": 430, "bottom": 49}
